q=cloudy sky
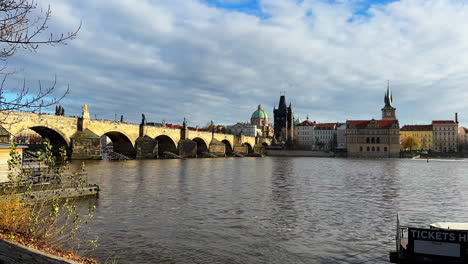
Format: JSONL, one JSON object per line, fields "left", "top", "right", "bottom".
{"left": 6, "top": 0, "right": 468, "bottom": 127}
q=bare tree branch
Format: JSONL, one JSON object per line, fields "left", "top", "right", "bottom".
{"left": 0, "top": 0, "right": 80, "bottom": 124}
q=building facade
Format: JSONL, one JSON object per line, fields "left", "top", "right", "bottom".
{"left": 313, "top": 123, "right": 337, "bottom": 151}
{"left": 432, "top": 118, "right": 459, "bottom": 152}
{"left": 273, "top": 95, "right": 294, "bottom": 145}
{"left": 336, "top": 123, "right": 347, "bottom": 149}
{"left": 346, "top": 85, "right": 400, "bottom": 158}
{"left": 400, "top": 125, "right": 433, "bottom": 151}
{"left": 227, "top": 123, "right": 260, "bottom": 137}
{"left": 295, "top": 119, "right": 315, "bottom": 149}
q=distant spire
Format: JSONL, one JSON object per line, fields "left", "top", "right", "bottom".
{"left": 306, "top": 114, "right": 309, "bottom": 120}
{"left": 384, "top": 80, "right": 394, "bottom": 108}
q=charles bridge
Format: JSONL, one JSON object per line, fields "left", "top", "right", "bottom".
{"left": 0, "top": 105, "right": 271, "bottom": 159}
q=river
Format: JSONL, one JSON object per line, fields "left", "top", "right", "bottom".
{"left": 73, "top": 157, "right": 468, "bottom": 263}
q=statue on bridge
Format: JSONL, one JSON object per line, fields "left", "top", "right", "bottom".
{"left": 141, "top": 113, "right": 147, "bottom": 125}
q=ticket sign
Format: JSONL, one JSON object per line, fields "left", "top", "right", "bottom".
{"left": 407, "top": 228, "right": 468, "bottom": 259}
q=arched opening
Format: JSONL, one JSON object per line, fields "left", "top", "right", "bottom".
{"left": 102, "top": 131, "right": 136, "bottom": 158}
{"left": 243, "top": 143, "right": 253, "bottom": 154}
{"left": 192, "top": 137, "right": 208, "bottom": 156}
{"left": 155, "top": 135, "right": 178, "bottom": 158}
{"left": 261, "top": 142, "right": 268, "bottom": 146}
{"left": 222, "top": 140, "right": 233, "bottom": 155}
{"left": 25, "top": 126, "right": 70, "bottom": 158}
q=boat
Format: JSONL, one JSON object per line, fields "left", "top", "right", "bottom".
{"left": 390, "top": 215, "right": 468, "bottom": 263}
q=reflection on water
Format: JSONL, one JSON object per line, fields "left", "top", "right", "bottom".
{"left": 71, "top": 157, "right": 468, "bottom": 264}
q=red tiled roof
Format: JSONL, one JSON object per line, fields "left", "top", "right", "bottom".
{"left": 432, "top": 120, "right": 457, "bottom": 124}
{"left": 401, "top": 125, "right": 432, "bottom": 131}
{"left": 297, "top": 120, "right": 315, "bottom": 126}
{"left": 315, "top": 123, "right": 337, "bottom": 129}
{"left": 346, "top": 119, "right": 398, "bottom": 129}
{"left": 464, "top": 127, "right": 468, "bottom": 133}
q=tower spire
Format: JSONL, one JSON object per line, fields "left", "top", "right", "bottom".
{"left": 384, "top": 80, "right": 393, "bottom": 108}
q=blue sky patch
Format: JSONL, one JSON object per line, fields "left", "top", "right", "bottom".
{"left": 202, "top": 0, "right": 269, "bottom": 18}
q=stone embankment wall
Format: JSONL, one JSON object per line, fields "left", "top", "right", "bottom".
{"left": 265, "top": 150, "right": 334, "bottom": 157}
{"left": 0, "top": 238, "right": 80, "bottom": 264}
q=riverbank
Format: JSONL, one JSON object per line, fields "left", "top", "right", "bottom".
{"left": 0, "top": 233, "right": 97, "bottom": 264}
{"left": 265, "top": 150, "right": 334, "bottom": 157}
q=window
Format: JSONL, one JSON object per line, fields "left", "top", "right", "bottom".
{"left": 367, "top": 146, "right": 370, "bottom": 151}
{"left": 371, "top": 137, "right": 375, "bottom": 143}
{"left": 377, "top": 137, "right": 380, "bottom": 144}
{"left": 384, "top": 147, "right": 387, "bottom": 152}
{"left": 366, "top": 137, "right": 370, "bottom": 143}
{"left": 372, "top": 146, "right": 375, "bottom": 151}
{"left": 377, "top": 147, "right": 380, "bottom": 151}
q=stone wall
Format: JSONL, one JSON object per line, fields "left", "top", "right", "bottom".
{"left": 179, "top": 140, "right": 197, "bottom": 158}
{"left": 135, "top": 136, "right": 158, "bottom": 159}
{"left": 0, "top": 238, "right": 80, "bottom": 264}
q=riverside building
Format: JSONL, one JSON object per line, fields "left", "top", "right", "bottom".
{"left": 295, "top": 119, "right": 315, "bottom": 150}
{"left": 346, "top": 85, "right": 400, "bottom": 158}
{"left": 432, "top": 113, "right": 461, "bottom": 152}
{"left": 400, "top": 125, "right": 433, "bottom": 151}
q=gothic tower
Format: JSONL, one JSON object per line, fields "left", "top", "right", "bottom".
{"left": 381, "top": 82, "right": 396, "bottom": 120}
{"left": 273, "top": 95, "right": 294, "bottom": 145}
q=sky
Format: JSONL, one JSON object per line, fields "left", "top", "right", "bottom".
{"left": 5, "top": 0, "right": 468, "bottom": 127}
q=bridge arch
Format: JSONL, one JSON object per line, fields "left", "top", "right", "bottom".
{"left": 222, "top": 139, "right": 233, "bottom": 155}
{"left": 102, "top": 131, "right": 136, "bottom": 158}
{"left": 243, "top": 142, "right": 254, "bottom": 154}
{"left": 155, "top": 135, "right": 178, "bottom": 157}
{"left": 15, "top": 126, "right": 71, "bottom": 157}
{"left": 262, "top": 142, "right": 269, "bottom": 146}
{"left": 192, "top": 137, "right": 209, "bottom": 156}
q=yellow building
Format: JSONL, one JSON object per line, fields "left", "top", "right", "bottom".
{"left": 346, "top": 85, "right": 400, "bottom": 158}
{"left": 0, "top": 143, "right": 26, "bottom": 183}
{"left": 400, "top": 125, "right": 433, "bottom": 150}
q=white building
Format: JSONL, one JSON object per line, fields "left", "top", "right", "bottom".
{"left": 227, "top": 123, "right": 261, "bottom": 137}
{"left": 295, "top": 120, "right": 315, "bottom": 149}
{"left": 313, "top": 123, "right": 337, "bottom": 151}
{"left": 336, "top": 123, "right": 347, "bottom": 149}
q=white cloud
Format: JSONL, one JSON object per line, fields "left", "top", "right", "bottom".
{"left": 7, "top": 0, "right": 468, "bottom": 126}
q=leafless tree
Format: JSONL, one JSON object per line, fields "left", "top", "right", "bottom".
{"left": 0, "top": 0, "right": 80, "bottom": 114}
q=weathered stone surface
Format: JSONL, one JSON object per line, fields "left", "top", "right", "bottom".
{"left": 0, "top": 238, "right": 80, "bottom": 264}
{"left": 253, "top": 144, "right": 265, "bottom": 154}
{"left": 209, "top": 139, "right": 225, "bottom": 157}
{"left": 135, "top": 135, "right": 157, "bottom": 159}
{"left": 233, "top": 145, "right": 248, "bottom": 154}
{"left": 179, "top": 139, "right": 197, "bottom": 158}
{"left": 70, "top": 129, "right": 101, "bottom": 160}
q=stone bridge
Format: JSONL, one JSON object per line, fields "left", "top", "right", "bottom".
{"left": 0, "top": 107, "right": 271, "bottom": 159}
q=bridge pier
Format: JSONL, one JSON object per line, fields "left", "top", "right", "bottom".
{"left": 209, "top": 139, "right": 225, "bottom": 157}
{"left": 179, "top": 139, "right": 197, "bottom": 158}
{"left": 70, "top": 129, "right": 101, "bottom": 160}
{"left": 135, "top": 135, "right": 158, "bottom": 159}
{"left": 233, "top": 145, "right": 249, "bottom": 155}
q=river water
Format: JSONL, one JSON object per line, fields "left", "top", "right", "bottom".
{"left": 74, "top": 157, "right": 468, "bottom": 264}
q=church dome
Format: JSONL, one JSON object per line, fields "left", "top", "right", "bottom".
{"left": 251, "top": 105, "right": 269, "bottom": 119}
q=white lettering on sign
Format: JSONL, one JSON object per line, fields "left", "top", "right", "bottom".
{"left": 459, "top": 233, "right": 468, "bottom": 243}
{"left": 409, "top": 229, "right": 465, "bottom": 243}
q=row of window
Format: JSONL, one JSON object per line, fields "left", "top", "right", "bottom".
{"left": 366, "top": 137, "right": 380, "bottom": 143}
{"left": 360, "top": 146, "right": 388, "bottom": 152}
{"left": 434, "top": 126, "right": 456, "bottom": 130}
{"left": 434, "top": 132, "right": 456, "bottom": 136}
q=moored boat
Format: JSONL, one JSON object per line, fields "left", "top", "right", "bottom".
{"left": 390, "top": 215, "right": 468, "bottom": 263}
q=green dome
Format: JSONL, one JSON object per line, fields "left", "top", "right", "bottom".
{"left": 294, "top": 117, "right": 301, "bottom": 125}
{"left": 251, "top": 105, "right": 269, "bottom": 119}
